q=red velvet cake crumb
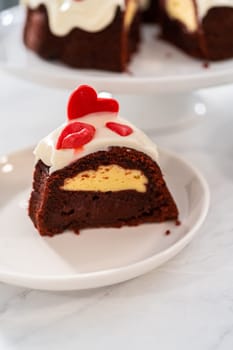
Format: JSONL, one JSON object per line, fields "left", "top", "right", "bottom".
{"left": 203, "top": 62, "right": 209, "bottom": 69}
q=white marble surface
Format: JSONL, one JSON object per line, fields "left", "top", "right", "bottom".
{"left": 0, "top": 71, "right": 233, "bottom": 349}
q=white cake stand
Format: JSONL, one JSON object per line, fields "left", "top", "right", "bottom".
{"left": 0, "top": 6, "right": 232, "bottom": 131}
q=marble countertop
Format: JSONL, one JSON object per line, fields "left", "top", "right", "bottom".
{"left": 0, "top": 71, "right": 233, "bottom": 349}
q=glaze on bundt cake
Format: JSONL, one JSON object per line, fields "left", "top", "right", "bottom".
{"left": 22, "top": 0, "right": 140, "bottom": 72}
{"left": 29, "top": 85, "right": 179, "bottom": 236}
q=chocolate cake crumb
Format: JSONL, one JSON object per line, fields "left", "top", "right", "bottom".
{"left": 175, "top": 220, "right": 181, "bottom": 226}
{"left": 74, "top": 229, "right": 80, "bottom": 235}
{"left": 165, "top": 230, "right": 171, "bottom": 235}
{"left": 203, "top": 62, "right": 209, "bottom": 69}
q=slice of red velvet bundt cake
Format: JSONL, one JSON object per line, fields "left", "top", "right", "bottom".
{"left": 29, "top": 85, "right": 178, "bottom": 236}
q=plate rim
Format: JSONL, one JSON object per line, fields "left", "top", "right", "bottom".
{"left": 1, "top": 6, "right": 233, "bottom": 93}
{"left": 0, "top": 146, "right": 210, "bottom": 290}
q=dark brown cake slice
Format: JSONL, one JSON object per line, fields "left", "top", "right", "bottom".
{"left": 22, "top": 0, "right": 141, "bottom": 72}
{"left": 160, "top": 0, "right": 233, "bottom": 61}
{"left": 29, "top": 147, "right": 178, "bottom": 236}
{"left": 28, "top": 85, "right": 179, "bottom": 237}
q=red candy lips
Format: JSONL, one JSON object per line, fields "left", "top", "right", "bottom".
{"left": 56, "top": 122, "right": 96, "bottom": 150}
{"left": 67, "top": 85, "right": 119, "bottom": 120}
{"left": 106, "top": 122, "right": 133, "bottom": 136}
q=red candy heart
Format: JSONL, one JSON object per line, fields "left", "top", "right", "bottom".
{"left": 56, "top": 122, "right": 96, "bottom": 150}
{"left": 106, "top": 122, "right": 133, "bottom": 137}
{"left": 67, "top": 85, "right": 119, "bottom": 120}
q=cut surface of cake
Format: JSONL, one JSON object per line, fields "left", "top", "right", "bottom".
{"left": 160, "top": 0, "right": 233, "bottom": 61}
{"left": 21, "top": 0, "right": 140, "bottom": 72}
{"left": 29, "top": 85, "right": 179, "bottom": 237}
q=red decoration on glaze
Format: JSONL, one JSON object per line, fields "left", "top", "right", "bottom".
{"left": 67, "top": 85, "right": 119, "bottom": 120}
{"left": 106, "top": 122, "right": 133, "bottom": 137}
{"left": 56, "top": 122, "right": 96, "bottom": 150}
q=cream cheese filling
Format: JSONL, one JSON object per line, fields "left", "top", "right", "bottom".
{"left": 61, "top": 165, "right": 148, "bottom": 193}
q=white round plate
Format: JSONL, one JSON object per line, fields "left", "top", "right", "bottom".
{"left": 1, "top": 7, "right": 233, "bottom": 93}
{"left": 0, "top": 147, "right": 209, "bottom": 291}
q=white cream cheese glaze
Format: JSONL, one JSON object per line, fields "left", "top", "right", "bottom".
{"left": 165, "top": 0, "right": 233, "bottom": 32}
{"left": 34, "top": 113, "right": 159, "bottom": 174}
{"left": 21, "top": 0, "right": 128, "bottom": 35}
